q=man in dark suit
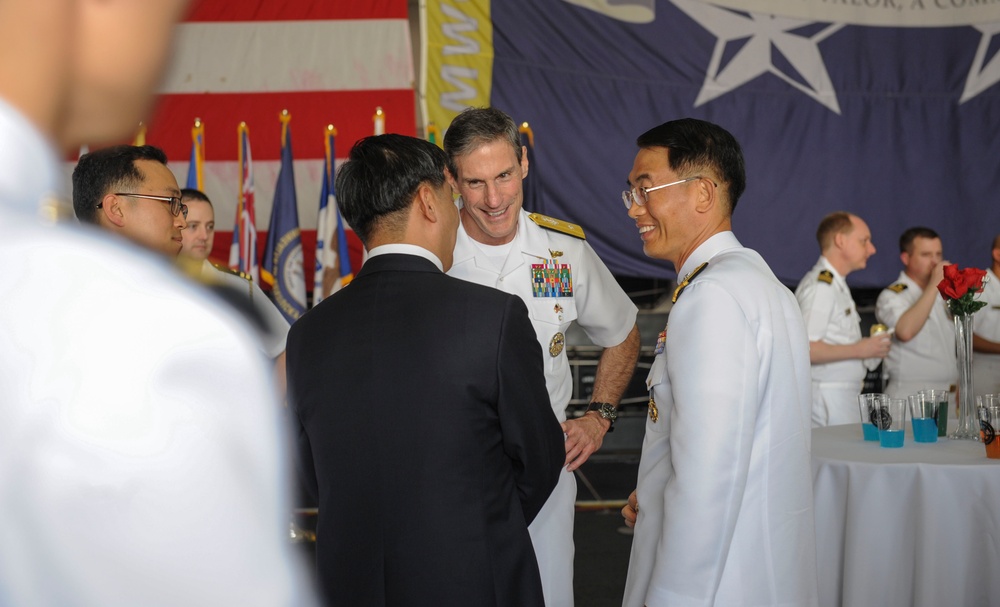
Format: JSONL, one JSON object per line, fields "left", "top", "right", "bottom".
{"left": 286, "top": 133, "right": 565, "bottom": 606}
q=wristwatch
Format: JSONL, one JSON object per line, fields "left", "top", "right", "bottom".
{"left": 589, "top": 401, "right": 617, "bottom": 433}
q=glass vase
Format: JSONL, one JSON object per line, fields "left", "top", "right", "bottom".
{"left": 949, "top": 313, "right": 980, "bottom": 440}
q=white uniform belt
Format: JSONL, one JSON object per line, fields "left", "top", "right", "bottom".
{"left": 814, "top": 381, "right": 861, "bottom": 389}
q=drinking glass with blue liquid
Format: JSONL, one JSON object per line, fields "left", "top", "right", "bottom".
{"left": 878, "top": 398, "right": 907, "bottom": 448}
{"left": 858, "top": 393, "right": 885, "bottom": 441}
{"left": 908, "top": 393, "right": 938, "bottom": 443}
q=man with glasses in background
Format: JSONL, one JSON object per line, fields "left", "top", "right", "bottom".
{"left": 444, "top": 106, "right": 640, "bottom": 607}
{"left": 73, "top": 145, "right": 187, "bottom": 257}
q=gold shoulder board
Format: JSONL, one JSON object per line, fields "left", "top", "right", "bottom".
{"left": 888, "top": 283, "right": 908, "bottom": 293}
{"left": 527, "top": 213, "right": 585, "bottom": 240}
{"left": 212, "top": 262, "right": 253, "bottom": 283}
{"left": 818, "top": 270, "right": 833, "bottom": 284}
{"left": 672, "top": 262, "right": 709, "bottom": 303}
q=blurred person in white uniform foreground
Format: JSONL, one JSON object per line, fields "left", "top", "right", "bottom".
{"left": 0, "top": 0, "right": 317, "bottom": 605}
{"left": 619, "top": 118, "right": 819, "bottom": 607}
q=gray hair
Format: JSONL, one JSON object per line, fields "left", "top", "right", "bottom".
{"left": 443, "top": 107, "right": 522, "bottom": 177}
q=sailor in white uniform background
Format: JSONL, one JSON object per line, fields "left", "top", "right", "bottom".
{"left": 179, "top": 188, "right": 290, "bottom": 360}
{"left": 875, "top": 227, "right": 957, "bottom": 399}
{"left": 973, "top": 236, "right": 1000, "bottom": 394}
{"left": 794, "top": 212, "right": 890, "bottom": 426}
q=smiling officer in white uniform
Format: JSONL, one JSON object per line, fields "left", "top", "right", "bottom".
{"left": 444, "top": 107, "right": 640, "bottom": 607}
{"left": 619, "top": 118, "right": 818, "bottom": 607}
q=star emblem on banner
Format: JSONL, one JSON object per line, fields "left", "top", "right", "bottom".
{"left": 671, "top": 0, "right": 844, "bottom": 113}
{"left": 961, "top": 22, "right": 1000, "bottom": 103}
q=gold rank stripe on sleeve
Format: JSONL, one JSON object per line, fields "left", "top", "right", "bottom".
{"left": 527, "top": 213, "right": 586, "bottom": 239}
{"left": 818, "top": 269, "right": 833, "bottom": 284}
{"left": 672, "top": 262, "right": 709, "bottom": 303}
{"left": 888, "top": 283, "right": 908, "bottom": 293}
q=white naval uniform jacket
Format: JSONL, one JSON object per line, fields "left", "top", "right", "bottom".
{"left": 623, "top": 232, "right": 818, "bottom": 607}
{"left": 449, "top": 208, "right": 637, "bottom": 607}
{"left": 794, "top": 256, "right": 866, "bottom": 425}
{"left": 200, "top": 259, "right": 291, "bottom": 359}
{"left": 448, "top": 209, "right": 637, "bottom": 422}
{"left": 875, "top": 271, "right": 957, "bottom": 399}
{"left": 973, "top": 268, "right": 1000, "bottom": 394}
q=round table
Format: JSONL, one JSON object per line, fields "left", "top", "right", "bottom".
{"left": 812, "top": 423, "right": 1000, "bottom": 607}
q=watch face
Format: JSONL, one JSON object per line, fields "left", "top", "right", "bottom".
{"left": 599, "top": 403, "right": 617, "bottom": 421}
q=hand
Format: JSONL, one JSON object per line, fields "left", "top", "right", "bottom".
{"left": 560, "top": 412, "right": 609, "bottom": 472}
{"left": 930, "top": 260, "right": 950, "bottom": 291}
{"left": 622, "top": 490, "right": 638, "bottom": 528}
{"left": 858, "top": 334, "right": 891, "bottom": 359}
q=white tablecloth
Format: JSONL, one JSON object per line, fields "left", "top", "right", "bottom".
{"left": 812, "top": 424, "right": 1000, "bottom": 607}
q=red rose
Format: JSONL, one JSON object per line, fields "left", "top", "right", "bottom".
{"left": 938, "top": 264, "right": 963, "bottom": 299}
{"left": 938, "top": 265, "right": 988, "bottom": 300}
{"left": 962, "top": 267, "right": 987, "bottom": 292}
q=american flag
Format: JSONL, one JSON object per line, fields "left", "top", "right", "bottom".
{"left": 144, "top": 0, "right": 415, "bottom": 288}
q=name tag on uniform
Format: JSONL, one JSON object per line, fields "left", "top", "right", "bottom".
{"left": 531, "top": 260, "right": 573, "bottom": 297}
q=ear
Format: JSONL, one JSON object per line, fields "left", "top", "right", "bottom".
{"left": 832, "top": 230, "right": 846, "bottom": 250}
{"left": 100, "top": 193, "right": 126, "bottom": 227}
{"left": 992, "top": 246, "right": 1000, "bottom": 266}
{"left": 900, "top": 250, "right": 910, "bottom": 267}
{"left": 693, "top": 177, "right": 715, "bottom": 213}
{"left": 415, "top": 183, "right": 438, "bottom": 223}
{"left": 519, "top": 145, "right": 530, "bottom": 179}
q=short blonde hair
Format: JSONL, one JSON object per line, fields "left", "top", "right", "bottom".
{"left": 816, "top": 212, "right": 854, "bottom": 251}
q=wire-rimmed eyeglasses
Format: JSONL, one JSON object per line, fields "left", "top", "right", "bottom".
{"left": 621, "top": 176, "right": 716, "bottom": 210}
{"left": 101, "top": 193, "right": 188, "bottom": 219}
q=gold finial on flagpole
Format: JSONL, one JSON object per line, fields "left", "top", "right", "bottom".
{"left": 133, "top": 122, "right": 146, "bottom": 146}
{"left": 519, "top": 121, "right": 534, "bottom": 148}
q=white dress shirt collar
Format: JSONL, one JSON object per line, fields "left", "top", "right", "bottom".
{"left": 677, "top": 231, "right": 742, "bottom": 279}
{"left": 367, "top": 243, "right": 444, "bottom": 272}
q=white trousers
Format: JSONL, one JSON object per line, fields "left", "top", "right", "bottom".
{"left": 811, "top": 381, "right": 862, "bottom": 427}
{"left": 528, "top": 467, "right": 576, "bottom": 607}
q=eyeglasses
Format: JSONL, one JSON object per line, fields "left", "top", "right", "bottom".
{"left": 621, "top": 176, "right": 716, "bottom": 210}
{"left": 103, "top": 193, "right": 188, "bottom": 218}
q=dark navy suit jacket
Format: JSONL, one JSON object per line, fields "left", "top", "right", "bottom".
{"left": 287, "top": 253, "right": 564, "bottom": 606}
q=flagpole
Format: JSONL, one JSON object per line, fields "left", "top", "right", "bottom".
{"left": 314, "top": 124, "right": 338, "bottom": 305}
{"left": 230, "top": 122, "right": 248, "bottom": 272}
{"left": 132, "top": 122, "right": 146, "bottom": 146}
{"left": 193, "top": 118, "right": 204, "bottom": 191}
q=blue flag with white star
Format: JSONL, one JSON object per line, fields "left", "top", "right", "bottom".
{"left": 478, "top": 0, "right": 1000, "bottom": 285}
